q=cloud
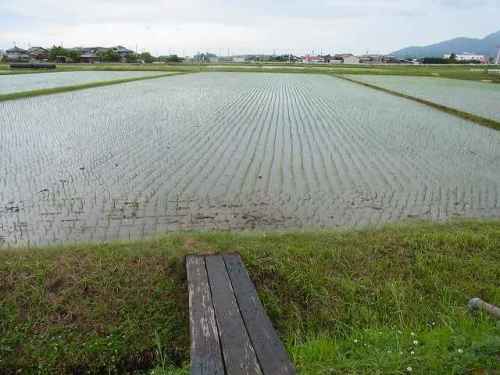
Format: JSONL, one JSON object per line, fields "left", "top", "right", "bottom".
{"left": 438, "top": 0, "right": 492, "bottom": 9}
{"left": 1, "top": 0, "right": 499, "bottom": 55}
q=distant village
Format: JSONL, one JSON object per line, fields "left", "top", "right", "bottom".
{"left": 0, "top": 46, "right": 154, "bottom": 64}
{"left": 0, "top": 45, "right": 495, "bottom": 65}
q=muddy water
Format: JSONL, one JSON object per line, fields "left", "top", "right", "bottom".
{"left": 1, "top": 73, "right": 499, "bottom": 247}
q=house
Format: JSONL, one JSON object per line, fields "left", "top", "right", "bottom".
{"left": 382, "top": 55, "right": 403, "bottom": 64}
{"left": 232, "top": 56, "right": 246, "bottom": 63}
{"left": 303, "top": 55, "right": 325, "bottom": 64}
{"left": 111, "top": 46, "right": 136, "bottom": 62}
{"left": 359, "top": 54, "right": 385, "bottom": 64}
{"left": 443, "top": 53, "right": 488, "bottom": 64}
{"left": 73, "top": 47, "right": 108, "bottom": 58}
{"left": 344, "top": 55, "right": 360, "bottom": 64}
{"left": 5, "top": 46, "right": 30, "bottom": 62}
{"left": 332, "top": 54, "right": 360, "bottom": 64}
{"left": 80, "top": 53, "right": 98, "bottom": 64}
{"left": 27, "top": 47, "right": 49, "bottom": 60}
{"left": 69, "top": 46, "right": 134, "bottom": 63}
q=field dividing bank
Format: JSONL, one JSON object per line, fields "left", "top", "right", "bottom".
{"left": 0, "top": 72, "right": 187, "bottom": 102}
{"left": 2, "top": 62, "right": 500, "bottom": 82}
{"left": 336, "top": 74, "right": 500, "bottom": 131}
{"left": 1, "top": 73, "right": 500, "bottom": 248}
{"left": 66, "top": 63, "right": 500, "bottom": 83}
{"left": 0, "top": 221, "right": 499, "bottom": 373}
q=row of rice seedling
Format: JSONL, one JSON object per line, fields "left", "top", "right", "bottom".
{"left": 344, "top": 74, "right": 500, "bottom": 122}
{"left": 0, "top": 70, "right": 166, "bottom": 95}
{"left": 1, "top": 73, "right": 499, "bottom": 247}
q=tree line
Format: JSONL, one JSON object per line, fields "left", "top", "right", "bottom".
{"left": 47, "top": 46, "right": 182, "bottom": 64}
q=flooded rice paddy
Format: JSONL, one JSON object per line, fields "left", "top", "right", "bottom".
{"left": 1, "top": 72, "right": 500, "bottom": 247}
{"left": 0, "top": 71, "right": 166, "bottom": 95}
{"left": 345, "top": 75, "right": 500, "bottom": 122}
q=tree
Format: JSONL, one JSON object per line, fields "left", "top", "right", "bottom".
{"left": 422, "top": 57, "right": 451, "bottom": 64}
{"left": 159, "top": 54, "right": 182, "bottom": 63}
{"left": 67, "top": 50, "right": 81, "bottom": 63}
{"left": 126, "top": 54, "right": 138, "bottom": 63}
{"left": 139, "top": 52, "right": 155, "bottom": 63}
{"left": 48, "top": 46, "right": 68, "bottom": 62}
{"left": 98, "top": 49, "right": 121, "bottom": 63}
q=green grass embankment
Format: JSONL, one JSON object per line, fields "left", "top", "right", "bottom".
{"left": 1, "top": 62, "right": 500, "bottom": 82}
{"left": 1, "top": 220, "right": 499, "bottom": 374}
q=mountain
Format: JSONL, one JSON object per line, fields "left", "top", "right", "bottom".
{"left": 391, "top": 30, "right": 500, "bottom": 59}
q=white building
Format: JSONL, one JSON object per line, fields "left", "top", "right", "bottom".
{"left": 343, "top": 55, "right": 360, "bottom": 64}
{"left": 331, "top": 54, "right": 360, "bottom": 64}
{"left": 443, "top": 53, "right": 488, "bottom": 63}
{"left": 303, "top": 55, "right": 325, "bottom": 64}
{"left": 232, "top": 57, "right": 246, "bottom": 63}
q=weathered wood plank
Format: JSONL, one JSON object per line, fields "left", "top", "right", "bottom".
{"left": 205, "top": 255, "right": 263, "bottom": 375}
{"left": 223, "top": 254, "right": 296, "bottom": 375}
{"left": 186, "top": 255, "right": 225, "bottom": 375}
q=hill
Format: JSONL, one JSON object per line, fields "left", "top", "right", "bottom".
{"left": 392, "top": 30, "right": 500, "bottom": 59}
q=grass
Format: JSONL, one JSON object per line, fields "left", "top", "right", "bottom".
{"left": 332, "top": 64, "right": 500, "bottom": 83}
{"left": 1, "top": 220, "right": 499, "bottom": 374}
{"left": 1, "top": 62, "right": 500, "bottom": 82}
{"left": 336, "top": 74, "right": 500, "bottom": 131}
{"left": 0, "top": 72, "right": 185, "bottom": 102}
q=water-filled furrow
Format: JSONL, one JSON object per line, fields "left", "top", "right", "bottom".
{"left": 222, "top": 82, "right": 281, "bottom": 197}
{"left": 186, "top": 85, "right": 273, "bottom": 198}
{"left": 290, "top": 84, "right": 337, "bottom": 195}
{"left": 294, "top": 84, "right": 377, "bottom": 193}
{"left": 287, "top": 85, "right": 323, "bottom": 194}
{"left": 126, "top": 86, "right": 264, "bottom": 199}
{"left": 307, "top": 85, "right": 413, "bottom": 193}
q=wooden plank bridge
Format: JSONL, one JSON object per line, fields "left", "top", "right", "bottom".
{"left": 186, "top": 253, "right": 296, "bottom": 375}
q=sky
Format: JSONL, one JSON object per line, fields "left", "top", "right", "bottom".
{"left": 1, "top": 0, "right": 499, "bottom": 56}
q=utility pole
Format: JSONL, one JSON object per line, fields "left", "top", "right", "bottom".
{"left": 496, "top": 46, "right": 500, "bottom": 65}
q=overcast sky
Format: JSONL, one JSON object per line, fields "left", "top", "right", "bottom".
{"left": 1, "top": 0, "right": 499, "bottom": 56}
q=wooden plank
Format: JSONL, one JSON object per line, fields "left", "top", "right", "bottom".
{"left": 223, "top": 254, "right": 296, "bottom": 375}
{"left": 186, "top": 255, "right": 225, "bottom": 375}
{"left": 205, "top": 255, "right": 263, "bottom": 375}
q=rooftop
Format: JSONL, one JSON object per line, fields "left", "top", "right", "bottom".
{"left": 6, "top": 46, "right": 28, "bottom": 53}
